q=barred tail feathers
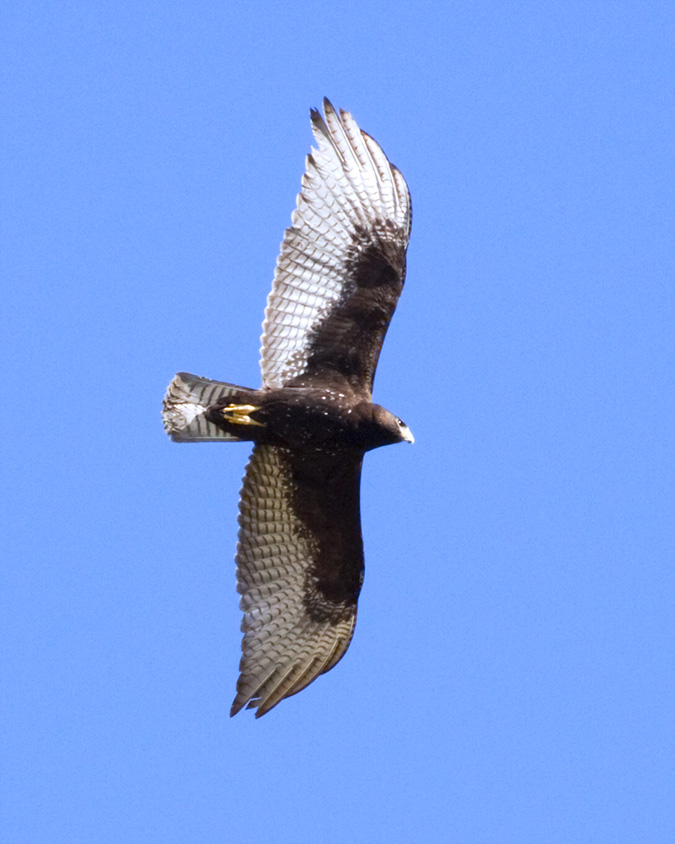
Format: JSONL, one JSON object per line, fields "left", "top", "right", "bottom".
{"left": 162, "top": 372, "right": 246, "bottom": 442}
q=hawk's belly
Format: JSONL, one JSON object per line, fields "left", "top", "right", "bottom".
{"left": 205, "top": 388, "right": 381, "bottom": 452}
{"left": 253, "top": 395, "right": 364, "bottom": 451}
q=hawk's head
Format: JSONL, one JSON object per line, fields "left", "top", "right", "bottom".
{"left": 369, "top": 404, "right": 414, "bottom": 448}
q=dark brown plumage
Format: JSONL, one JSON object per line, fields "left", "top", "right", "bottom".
{"left": 162, "top": 99, "right": 412, "bottom": 716}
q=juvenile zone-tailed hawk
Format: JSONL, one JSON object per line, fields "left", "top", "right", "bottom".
{"left": 163, "top": 100, "right": 413, "bottom": 717}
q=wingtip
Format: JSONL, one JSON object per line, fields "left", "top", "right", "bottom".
{"left": 309, "top": 103, "right": 328, "bottom": 138}
{"left": 230, "top": 694, "right": 276, "bottom": 719}
{"left": 314, "top": 97, "right": 341, "bottom": 126}
{"left": 230, "top": 696, "right": 255, "bottom": 718}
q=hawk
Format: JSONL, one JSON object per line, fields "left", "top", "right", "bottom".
{"left": 163, "top": 100, "right": 413, "bottom": 717}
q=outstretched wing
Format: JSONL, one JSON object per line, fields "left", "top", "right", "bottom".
{"left": 231, "top": 444, "right": 364, "bottom": 717}
{"left": 260, "top": 99, "right": 411, "bottom": 394}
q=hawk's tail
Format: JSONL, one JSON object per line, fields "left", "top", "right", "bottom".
{"left": 162, "top": 372, "right": 247, "bottom": 442}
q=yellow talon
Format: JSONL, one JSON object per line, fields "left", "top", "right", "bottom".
{"left": 222, "top": 404, "right": 265, "bottom": 427}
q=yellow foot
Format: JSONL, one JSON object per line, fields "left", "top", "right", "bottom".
{"left": 221, "top": 404, "right": 265, "bottom": 427}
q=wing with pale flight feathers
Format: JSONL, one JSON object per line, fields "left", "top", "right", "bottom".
{"left": 231, "top": 444, "right": 363, "bottom": 717}
{"left": 260, "top": 99, "right": 411, "bottom": 393}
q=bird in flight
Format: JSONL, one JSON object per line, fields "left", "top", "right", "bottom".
{"left": 163, "top": 99, "right": 413, "bottom": 717}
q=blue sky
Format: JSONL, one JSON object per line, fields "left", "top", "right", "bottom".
{"left": 2, "top": 2, "right": 673, "bottom": 842}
